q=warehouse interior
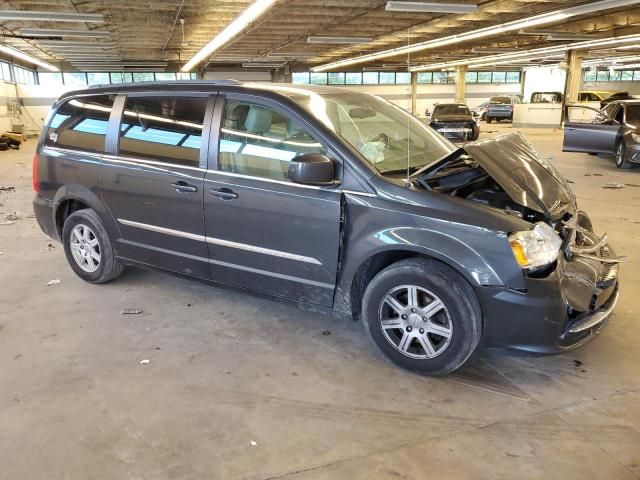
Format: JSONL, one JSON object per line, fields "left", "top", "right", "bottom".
{"left": 1, "top": 1, "right": 639, "bottom": 479}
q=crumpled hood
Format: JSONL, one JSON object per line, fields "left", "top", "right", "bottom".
{"left": 462, "top": 132, "right": 576, "bottom": 220}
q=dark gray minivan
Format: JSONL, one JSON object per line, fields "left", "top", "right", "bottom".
{"left": 33, "top": 81, "right": 622, "bottom": 375}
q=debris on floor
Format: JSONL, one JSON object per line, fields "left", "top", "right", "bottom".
{"left": 250, "top": 440, "right": 258, "bottom": 447}
{"left": 322, "top": 330, "right": 331, "bottom": 336}
{"left": 46, "top": 279, "right": 61, "bottom": 286}
{"left": 139, "top": 359, "right": 151, "bottom": 365}
{"left": 600, "top": 183, "right": 624, "bottom": 189}
{"left": 5, "top": 213, "right": 19, "bottom": 221}
{"left": 0, "top": 185, "right": 15, "bottom": 192}
{"left": 0, "top": 220, "right": 15, "bottom": 226}
{"left": 625, "top": 183, "right": 640, "bottom": 188}
{"left": 573, "top": 359, "right": 583, "bottom": 367}
{"left": 121, "top": 308, "right": 143, "bottom": 315}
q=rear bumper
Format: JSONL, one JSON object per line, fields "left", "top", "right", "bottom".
{"left": 33, "top": 195, "right": 58, "bottom": 240}
{"left": 486, "top": 110, "right": 512, "bottom": 119}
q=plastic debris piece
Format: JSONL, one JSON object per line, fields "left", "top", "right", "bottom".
{"left": 46, "top": 279, "right": 61, "bottom": 286}
{"left": 140, "top": 359, "right": 151, "bottom": 365}
{"left": 0, "top": 221, "right": 15, "bottom": 226}
{"left": 250, "top": 440, "right": 258, "bottom": 447}
{"left": 322, "top": 330, "right": 331, "bottom": 336}
{"left": 600, "top": 183, "right": 624, "bottom": 189}
{"left": 121, "top": 308, "right": 142, "bottom": 315}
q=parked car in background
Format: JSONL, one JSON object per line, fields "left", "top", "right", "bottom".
{"left": 485, "top": 95, "right": 522, "bottom": 123}
{"left": 428, "top": 103, "right": 479, "bottom": 141}
{"left": 470, "top": 101, "right": 491, "bottom": 121}
{"left": 579, "top": 91, "right": 612, "bottom": 103}
{"left": 600, "top": 91, "right": 634, "bottom": 109}
{"left": 530, "top": 92, "right": 563, "bottom": 104}
{"left": 564, "top": 100, "right": 640, "bottom": 169}
{"left": 33, "top": 81, "right": 622, "bottom": 376}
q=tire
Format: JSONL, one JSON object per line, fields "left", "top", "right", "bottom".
{"left": 62, "top": 209, "right": 124, "bottom": 284}
{"left": 361, "top": 258, "right": 482, "bottom": 376}
{"left": 587, "top": 152, "right": 598, "bottom": 156}
{"left": 615, "top": 142, "right": 631, "bottom": 169}
{"left": 486, "top": 118, "right": 492, "bottom": 124}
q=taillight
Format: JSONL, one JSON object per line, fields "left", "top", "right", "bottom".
{"left": 32, "top": 153, "right": 40, "bottom": 192}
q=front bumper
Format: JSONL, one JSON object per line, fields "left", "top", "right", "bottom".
{"left": 478, "top": 227, "right": 622, "bottom": 354}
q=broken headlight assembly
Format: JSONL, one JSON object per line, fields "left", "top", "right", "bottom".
{"left": 509, "top": 222, "right": 563, "bottom": 270}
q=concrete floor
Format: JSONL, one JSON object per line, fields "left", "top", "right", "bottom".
{"left": 1, "top": 124, "right": 639, "bottom": 480}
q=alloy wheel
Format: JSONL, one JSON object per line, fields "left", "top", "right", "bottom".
{"left": 378, "top": 285, "right": 453, "bottom": 359}
{"left": 616, "top": 143, "right": 624, "bottom": 167}
{"left": 69, "top": 223, "right": 101, "bottom": 273}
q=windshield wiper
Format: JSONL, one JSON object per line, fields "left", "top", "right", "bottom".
{"left": 409, "top": 147, "right": 465, "bottom": 179}
{"left": 379, "top": 165, "right": 425, "bottom": 175}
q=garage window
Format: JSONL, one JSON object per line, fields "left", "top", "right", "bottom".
{"left": 118, "top": 96, "right": 207, "bottom": 166}
{"left": 45, "top": 95, "right": 115, "bottom": 153}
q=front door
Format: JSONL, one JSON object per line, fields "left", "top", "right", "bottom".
{"left": 100, "top": 93, "right": 214, "bottom": 278}
{"left": 203, "top": 95, "right": 342, "bottom": 306}
{"left": 563, "top": 104, "right": 621, "bottom": 153}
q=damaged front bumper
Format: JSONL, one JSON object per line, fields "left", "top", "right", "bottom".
{"left": 478, "top": 217, "right": 624, "bottom": 354}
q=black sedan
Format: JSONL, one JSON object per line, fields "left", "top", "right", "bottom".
{"left": 428, "top": 103, "right": 479, "bottom": 142}
{"left": 563, "top": 100, "right": 640, "bottom": 169}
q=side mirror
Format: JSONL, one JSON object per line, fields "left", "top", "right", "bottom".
{"left": 288, "top": 153, "right": 335, "bottom": 186}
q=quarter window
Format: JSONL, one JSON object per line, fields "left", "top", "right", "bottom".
{"left": 218, "top": 99, "right": 326, "bottom": 181}
{"left": 45, "top": 94, "right": 115, "bottom": 153}
{"left": 118, "top": 96, "right": 207, "bottom": 166}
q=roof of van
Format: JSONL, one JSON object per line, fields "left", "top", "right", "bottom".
{"left": 57, "top": 80, "right": 357, "bottom": 102}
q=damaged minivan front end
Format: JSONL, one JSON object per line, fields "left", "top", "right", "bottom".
{"left": 416, "top": 133, "right": 624, "bottom": 353}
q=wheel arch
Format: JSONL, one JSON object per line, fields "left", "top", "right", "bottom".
{"left": 52, "top": 184, "right": 119, "bottom": 240}
{"left": 339, "top": 245, "right": 486, "bottom": 323}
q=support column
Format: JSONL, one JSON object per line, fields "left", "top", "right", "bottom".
{"left": 455, "top": 66, "right": 467, "bottom": 104}
{"left": 411, "top": 71, "right": 417, "bottom": 115}
{"left": 565, "top": 49, "right": 584, "bottom": 103}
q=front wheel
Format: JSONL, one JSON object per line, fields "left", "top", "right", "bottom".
{"left": 62, "top": 209, "right": 124, "bottom": 283}
{"left": 362, "top": 258, "right": 482, "bottom": 376}
{"left": 615, "top": 142, "right": 631, "bottom": 169}
{"left": 486, "top": 117, "right": 492, "bottom": 124}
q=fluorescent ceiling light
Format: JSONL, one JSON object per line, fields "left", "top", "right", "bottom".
{"left": 71, "top": 63, "right": 168, "bottom": 67}
{"left": 611, "top": 63, "right": 640, "bottom": 69}
{"left": 519, "top": 29, "right": 604, "bottom": 41}
{"left": 616, "top": 44, "right": 640, "bottom": 49}
{"left": 182, "top": 0, "right": 277, "bottom": 72}
{"left": 385, "top": 1, "right": 478, "bottom": 13}
{"left": 0, "top": 43, "right": 58, "bottom": 71}
{"left": 409, "top": 33, "right": 640, "bottom": 71}
{"left": 267, "top": 51, "right": 318, "bottom": 58}
{"left": 38, "top": 41, "right": 115, "bottom": 47}
{"left": 471, "top": 47, "right": 520, "bottom": 54}
{"left": 0, "top": 10, "right": 103, "bottom": 22}
{"left": 307, "top": 36, "right": 372, "bottom": 44}
{"left": 312, "top": 0, "right": 639, "bottom": 72}
{"left": 242, "top": 62, "right": 286, "bottom": 68}
{"left": 19, "top": 28, "right": 111, "bottom": 38}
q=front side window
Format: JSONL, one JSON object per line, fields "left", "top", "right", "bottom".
{"left": 218, "top": 99, "right": 326, "bottom": 181}
{"left": 45, "top": 94, "right": 115, "bottom": 153}
{"left": 118, "top": 96, "right": 207, "bottom": 166}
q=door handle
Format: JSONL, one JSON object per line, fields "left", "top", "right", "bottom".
{"left": 209, "top": 187, "right": 238, "bottom": 200}
{"left": 171, "top": 181, "right": 198, "bottom": 193}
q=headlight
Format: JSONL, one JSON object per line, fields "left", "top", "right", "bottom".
{"left": 508, "top": 222, "right": 562, "bottom": 269}
{"left": 631, "top": 133, "right": 640, "bottom": 143}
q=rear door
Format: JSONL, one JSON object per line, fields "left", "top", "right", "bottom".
{"left": 203, "top": 94, "right": 342, "bottom": 306}
{"left": 563, "top": 103, "right": 621, "bottom": 153}
{"left": 99, "top": 92, "right": 214, "bottom": 278}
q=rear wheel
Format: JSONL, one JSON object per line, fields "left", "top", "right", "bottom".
{"left": 486, "top": 117, "right": 493, "bottom": 124}
{"left": 62, "top": 209, "right": 124, "bottom": 283}
{"left": 615, "top": 142, "right": 631, "bottom": 169}
{"left": 362, "top": 258, "right": 482, "bottom": 376}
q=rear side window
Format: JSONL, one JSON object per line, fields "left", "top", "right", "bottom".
{"left": 118, "top": 96, "right": 207, "bottom": 167}
{"left": 45, "top": 94, "right": 115, "bottom": 153}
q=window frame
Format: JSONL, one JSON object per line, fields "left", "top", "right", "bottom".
{"left": 209, "top": 92, "right": 342, "bottom": 188}
{"left": 110, "top": 92, "right": 215, "bottom": 170}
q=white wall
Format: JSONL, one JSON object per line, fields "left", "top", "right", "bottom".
{"left": 522, "top": 66, "right": 566, "bottom": 103}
